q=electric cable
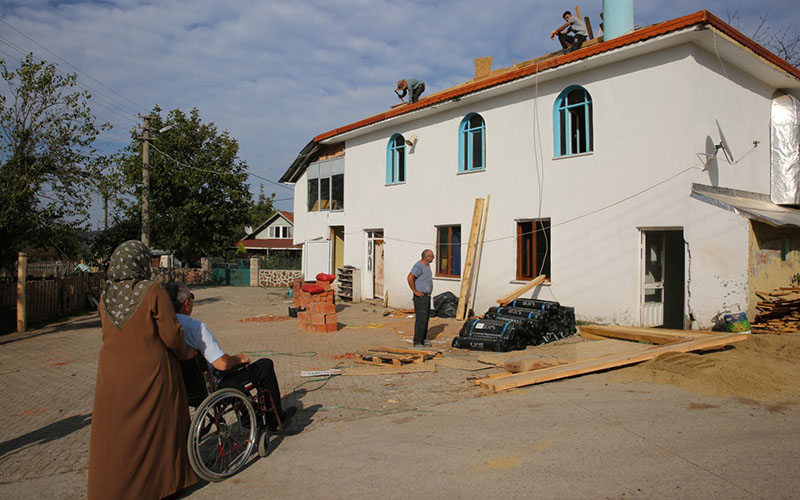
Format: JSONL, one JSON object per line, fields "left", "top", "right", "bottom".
{"left": 332, "top": 163, "right": 703, "bottom": 248}
{"left": 0, "top": 19, "right": 148, "bottom": 114}
{"left": 243, "top": 349, "right": 316, "bottom": 358}
{"left": 0, "top": 36, "right": 141, "bottom": 127}
{"left": 149, "top": 142, "right": 293, "bottom": 191}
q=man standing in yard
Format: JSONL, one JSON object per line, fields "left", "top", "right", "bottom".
{"left": 407, "top": 249, "right": 434, "bottom": 347}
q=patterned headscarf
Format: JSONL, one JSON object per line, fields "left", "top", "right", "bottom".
{"left": 102, "top": 240, "right": 155, "bottom": 330}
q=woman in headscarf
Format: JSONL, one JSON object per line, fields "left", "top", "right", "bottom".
{"left": 88, "top": 240, "right": 198, "bottom": 499}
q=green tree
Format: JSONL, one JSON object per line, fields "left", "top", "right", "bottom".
{"left": 116, "top": 107, "right": 252, "bottom": 261}
{"left": 0, "top": 54, "right": 105, "bottom": 267}
{"left": 249, "top": 184, "right": 276, "bottom": 228}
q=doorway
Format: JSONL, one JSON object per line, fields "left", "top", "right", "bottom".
{"left": 330, "top": 226, "right": 344, "bottom": 274}
{"left": 366, "top": 230, "right": 385, "bottom": 299}
{"left": 640, "top": 229, "right": 685, "bottom": 329}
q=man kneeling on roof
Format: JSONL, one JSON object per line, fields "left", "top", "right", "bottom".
{"left": 551, "top": 10, "right": 588, "bottom": 53}
{"left": 395, "top": 78, "right": 425, "bottom": 103}
{"left": 165, "top": 281, "right": 295, "bottom": 430}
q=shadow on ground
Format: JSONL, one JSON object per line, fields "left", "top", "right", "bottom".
{"left": 0, "top": 414, "right": 92, "bottom": 459}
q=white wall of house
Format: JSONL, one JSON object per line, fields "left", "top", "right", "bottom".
{"left": 292, "top": 157, "right": 346, "bottom": 277}
{"left": 292, "top": 40, "right": 787, "bottom": 328}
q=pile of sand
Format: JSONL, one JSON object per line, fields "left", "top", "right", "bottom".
{"left": 616, "top": 333, "right": 800, "bottom": 402}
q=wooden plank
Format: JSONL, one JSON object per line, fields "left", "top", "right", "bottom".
{"left": 503, "top": 358, "right": 565, "bottom": 373}
{"left": 579, "top": 331, "right": 607, "bottom": 341}
{"left": 377, "top": 347, "right": 442, "bottom": 359}
{"left": 17, "top": 252, "right": 26, "bottom": 333}
{"left": 584, "top": 16, "right": 595, "bottom": 39}
{"left": 496, "top": 274, "right": 546, "bottom": 306}
{"left": 579, "top": 325, "right": 691, "bottom": 345}
{"left": 466, "top": 195, "right": 490, "bottom": 319}
{"left": 357, "top": 351, "right": 413, "bottom": 361}
{"left": 483, "top": 333, "right": 749, "bottom": 392}
{"left": 456, "top": 198, "right": 485, "bottom": 320}
{"left": 471, "top": 371, "right": 514, "bottom": 386}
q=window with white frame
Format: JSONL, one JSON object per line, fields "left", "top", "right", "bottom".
{"left": 458, "top": 113, "right": 485, "bottom": 172}
{"left": 269, "top": 225, "right": 293, "bottom": 239}
{"left": 306, "top": 158, "right": 344, "bottom": 212}
{"left": 386, "top": 134, "right": 406, "bottom": 184}
{"left": 554, "top": 86, "right": 593, "bottom": 157}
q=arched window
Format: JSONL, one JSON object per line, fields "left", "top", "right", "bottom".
{"left": 386, "top": 134, "right": 406, "bottom": 184}
{"left": 554, "top": 86, "right": 593, "bottom": 157}
{"left": 458, "top": 113, "right": 485, "bottom": 172}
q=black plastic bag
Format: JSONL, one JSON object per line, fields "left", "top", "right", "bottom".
{"left": 433, "top": 291, "right": 459, "bottom": 318}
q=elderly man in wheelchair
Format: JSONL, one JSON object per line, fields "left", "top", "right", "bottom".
{"left": 166, "top": 282, "right": 296, "bottom": 482}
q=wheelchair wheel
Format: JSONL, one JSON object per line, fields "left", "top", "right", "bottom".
{"left": 187, "top": 388, "right": 257, "bottom": 482}
{"left": 257, "top": 428, "right": 270, "bottom": 458}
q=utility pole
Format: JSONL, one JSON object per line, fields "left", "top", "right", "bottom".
{"left": 140, "top": 115, "right": 151, "bottom": 247}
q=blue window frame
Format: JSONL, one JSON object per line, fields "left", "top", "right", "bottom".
{"left": 386, "top": 134, "right": 406, "bottom": 184}
{"left": 554, "top": 86, "right": 593, "bottom": 157}
{"left": 458, "top": 113, "right": 485, "bottom": 172}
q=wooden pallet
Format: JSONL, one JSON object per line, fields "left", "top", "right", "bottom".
{"left": 354, "top": 347, "right": 442, "bottom": 368}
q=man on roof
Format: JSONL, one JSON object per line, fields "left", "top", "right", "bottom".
{"left": 395, "top": 78, "right": 425, "bottom": 104}
{"left": 551, "top": 10, "right": 589, "bottom": 53}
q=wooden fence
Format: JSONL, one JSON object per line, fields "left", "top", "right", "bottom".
{"left": 0, "top": 272, "right": 104, "bottom": 326}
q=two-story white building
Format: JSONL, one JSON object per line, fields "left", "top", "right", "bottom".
{"left": 280, "top": 9, "right": 800, "bottom": 329}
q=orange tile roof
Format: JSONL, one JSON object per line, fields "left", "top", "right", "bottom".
{"left": 279, "top": 211, "right": 294, "bottom": 223}
{"left": 314, "top": 10, "right": 800, "bottom": 144}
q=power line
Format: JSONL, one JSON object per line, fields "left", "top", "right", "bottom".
{"left": 0, "top": 37, "right": 139, "bottom": 129}
{"left": 0, "top": 35, "right": 141, "bottom": 120}
{"left": 148, "top": 142, "right": 293, "bottom": 192}
{"left": 0, "top": 19, "right": 148, "bottom": 114}
{"left": 334, "top": 164, "right": 703, "bottom": 248}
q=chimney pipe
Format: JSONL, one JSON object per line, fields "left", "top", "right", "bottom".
{"left": 602, "top": 0, "right": 634, "bottom": 41}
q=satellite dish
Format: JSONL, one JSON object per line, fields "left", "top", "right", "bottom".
{"left": 715, "top": 120, "right": 735, "bottom": 163}
{"left": 244, "top": 225, "right": 253, "bottom": 235}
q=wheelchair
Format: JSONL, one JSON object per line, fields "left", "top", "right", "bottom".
{"left": 181, "top": 357, "right": 283, "bottom": 482}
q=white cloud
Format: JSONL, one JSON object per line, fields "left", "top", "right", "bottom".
{"left": 2, "top": 0, "right": 797, "bottom": 227}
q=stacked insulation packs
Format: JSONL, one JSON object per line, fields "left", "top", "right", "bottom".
{"left": 452, "top": 298, "right": 576, "bottom": 351}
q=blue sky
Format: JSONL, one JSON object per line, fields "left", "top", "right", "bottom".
{"left": 1, "top": 0, "right": 798, "bottom": 227}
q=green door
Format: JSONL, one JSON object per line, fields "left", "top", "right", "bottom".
{"left": 229, "top": 259, "right": 250, "bottom": 287}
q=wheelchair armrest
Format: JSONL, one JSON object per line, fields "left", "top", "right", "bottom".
{"left": 212, "top": 362, "right": 251, "bottom": 379}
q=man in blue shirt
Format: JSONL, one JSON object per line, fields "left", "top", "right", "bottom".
{"left": 165, "top": 282, "right": 295, "bottom": 430}
{"left": 551, "top": 11, "right": 589, "bottom": 53}
{"left": 407, "top": 249, "right": 434, "bottom": 347}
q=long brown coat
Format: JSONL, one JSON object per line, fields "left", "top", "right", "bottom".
{"left": 88, "top": 283, "right": 198, "bottom": 500}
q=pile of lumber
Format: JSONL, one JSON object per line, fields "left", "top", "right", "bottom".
{"left": 474, "top": 325, "right": 748, "bottom": 392}
{"left": 752, "top": 287, "right": 800, "bottom": 334}
{"left": 354, "top": 347, "right": 441, "bottom": 368}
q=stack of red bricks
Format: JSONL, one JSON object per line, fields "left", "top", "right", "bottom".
{"left": 293, "top": 277, "right": 338, "bottom": 333}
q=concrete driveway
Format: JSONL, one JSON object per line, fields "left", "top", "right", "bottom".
{"left": 0, "top": 286, "right": 797, "bottom": 499}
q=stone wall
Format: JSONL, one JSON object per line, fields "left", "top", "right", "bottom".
{"left": 259, "top": 269, "right": 302, "bottom": 288}
{"left": 151, "top": 267, "right": 210, "bottom": 285}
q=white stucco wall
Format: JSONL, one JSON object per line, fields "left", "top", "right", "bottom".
{"left": 292, "top": 41, "right": 783, "bottom": 328}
